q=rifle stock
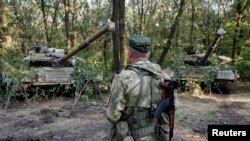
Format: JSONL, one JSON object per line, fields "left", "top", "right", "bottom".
{"left": 157, "top": 79, "right": 175, "bottom": 141}
{"left": 168, "top": 110, "right": 175, "bottom": 140}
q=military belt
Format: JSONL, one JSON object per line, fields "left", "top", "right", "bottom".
{"left": 131, "top": 125, "right": 155, "bottom": 138}
{"left": 132, "top": 118, "right": 151, "bottom": 129}
{"left": 133, "top": 110, "right": 150, "bottom": 120}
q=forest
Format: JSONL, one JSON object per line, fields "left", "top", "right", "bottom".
{"left": 0, "top": 0, "right": 250, "bottom": 141}
{"left": 0, "top": 0, "right": 250, "bottom": 109}
{"left": 0, "top": 0, "right": 249, "bottom": 94}
{"left": 1, "top": 0, "right": 249, "bottom": 77}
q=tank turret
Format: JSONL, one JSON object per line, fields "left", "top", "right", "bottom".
{"left": 173, "top": 28, "right": 236, "bottom": 94}
{"left": 184, "top": 28, "right": 227, "bottom": 66}
{"left": 22, "top": 21, "right": 115, "bottom": 86}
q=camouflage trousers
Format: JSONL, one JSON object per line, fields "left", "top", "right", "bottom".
{"left": 110, "top": 121, "right": 134, "bottom": 141}
{"left": 110, "top": 116, "right": 169, "bottom": 141}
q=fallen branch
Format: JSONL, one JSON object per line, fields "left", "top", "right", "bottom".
{"left": 72, "top": 80, "right": 90, "bottom": 108}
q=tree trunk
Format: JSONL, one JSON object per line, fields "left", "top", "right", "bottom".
{"left": 187, "top": 0, "right": 195, "bottom": 55}
{"left": 0, "top": 0, "right": 4, "bottom": 49}
{"left": 40, "top": 0, "right": 50, "bottom": 46}
{"left": 232, "top": 0, "right": 248, "bottom": 63}
{"left": 132, "top": 1, "right": 137, "bottom": 33}
{"left": 111, "top": 0, "right": 120, "bottom": 73}
{"left": 103, "top": 36, "right": 108, "bottom": 79}
{"left": 138, "top": 0, "right": 144, "bottom": 34}
{"left": 63, "top": 0, "right": 71, "bottom": 51}
{"left": 157, "top": 0, "right": 187, "bottom": 65}
{"left": 70, "top": 0, "right": 77, "bottom": 48}
{"left": 50, "top": 0, "right": 60, "bottom": 46}
{"left": 119, "top": 0, "right": 127, "bottom": 69}
{"left": 0, "top": 0, "right": 11, "bottom": 49}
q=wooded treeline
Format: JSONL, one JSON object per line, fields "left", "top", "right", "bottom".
{"left": 0, "top": 0, "right": 250, "bottom": 80}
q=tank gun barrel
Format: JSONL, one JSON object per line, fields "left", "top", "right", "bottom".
{"left": 54, "top": 21, "right": 115, "bottom": 65}
{"left": 200, "top": 28, "right": 226, "bottom": 64}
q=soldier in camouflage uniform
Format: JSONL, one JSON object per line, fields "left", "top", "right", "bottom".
{"left": 105, "top": 35, "right": 171, "bottom": 141}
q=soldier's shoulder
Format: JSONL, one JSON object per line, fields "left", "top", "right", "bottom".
{"left": 112, "top": 69, "right": 138, "bottom": 82}
{"left": 120, "top": 69, "right": 138, "bottom": 78}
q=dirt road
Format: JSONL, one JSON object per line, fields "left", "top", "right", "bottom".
{"left": 0, "top": 82, "right": 249, "bottom": 141}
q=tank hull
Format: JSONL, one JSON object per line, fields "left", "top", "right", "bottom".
{"left": 22, "top": 67, "right": 74, "bottom": 85}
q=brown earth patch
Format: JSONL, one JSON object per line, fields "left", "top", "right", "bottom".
{"left": 0, "top": 82, "right": 249, "bottom": 141}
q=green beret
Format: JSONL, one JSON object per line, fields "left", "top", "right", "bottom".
{"left": 129, "top": 35, "right": 151, "bottom": 53}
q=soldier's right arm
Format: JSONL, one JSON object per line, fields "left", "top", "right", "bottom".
{"left": 105, "top": 74, "right": 126, "bottom": 123}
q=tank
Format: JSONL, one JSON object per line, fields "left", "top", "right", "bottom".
{"left": 174, "top": 28, "right": 237, "bottom": 93}
{"left": 11, "top": 21, "right": 115, "bottom": 91}
{"left": 22, "top": 46, "right": 75, "bottom": 86}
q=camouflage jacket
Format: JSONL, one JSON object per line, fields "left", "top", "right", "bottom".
{"left": 105, "top": 61, "right": 170, "bottom": 123}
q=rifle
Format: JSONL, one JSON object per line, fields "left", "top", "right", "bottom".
{"left": 153, "top": 79, "right": 175, "bottom": 141}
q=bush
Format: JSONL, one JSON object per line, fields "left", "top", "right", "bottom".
{"left": 0, "top": 48, "right": 31, "bottom": 101}
{"left": 237, "top": 61, "right": 250, "bottom": 81}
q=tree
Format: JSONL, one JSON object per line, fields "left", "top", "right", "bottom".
{"left": 0, "top": 0, "right": 4, "bottom": 49}
{"left": 0, "top": 0, "right": 11, "bottom": 49}
{"left": 40, "top": 0, "right": 49, "bottom": 46}
{"left": 111, "top": 0, "right": 121, "bottom": 73}
{"left": 110, "top": 0, "right": 126, "bottom": 73}
{"left": 232, "top": 0, "right": 250, "bottom": 63}
{"left": 187, "top": 0, "right": 196, "bottom": 54}
{"left": 0, "top": 0, "right": 249, "bottom": 81}
{"left": 119, "top": 0, "right": 127, "bottom": 69}
{"left": 63, "top": 0, "right": 71, "bottom": 50}
{"left": 157, "top": 0, "right": 187, "bottom": 65}
{"left": 39, "top": 0, "right": 60, "bottom": 47}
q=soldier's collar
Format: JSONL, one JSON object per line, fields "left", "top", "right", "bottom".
{"left": 134, "top": 60, "right": 150, "bottom": 64}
